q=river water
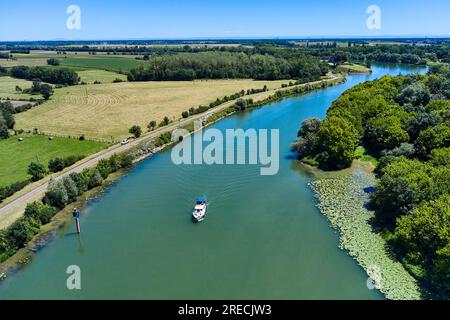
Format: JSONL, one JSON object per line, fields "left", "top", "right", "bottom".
{"left": 0, "top": 64, "right": 426, "bottom": 300}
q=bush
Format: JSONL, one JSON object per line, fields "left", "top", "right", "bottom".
{"left": 120, "top": 154, "right": 134, "bottom": 168}
{"left": 48, "top": 155, "right": 84, "bottom": 173}
{"left": 0, "top": 180, "right": 30, "bottom": 202}
{"left": 24, "top": 201, "right": 58, "bottom": 225}
{"left": 88, "top": 169, "right": 103, "bottom": 189}
{"left": 27, "top": 162, "right": 47, "bottom": 181}
{"left": 47, "top": 58, "right": 60, "bottom": 66}
{"left": 129, "top": 125, "right": 142, "bottom": 138}
{"left": 44, "top": 178, "right": 69, "bottom": 209}
{"left": 6, "top": 217, "right": 40, "bottom": 249}
{"left": 96, "top": 159, "right": 112, "bottom": 179}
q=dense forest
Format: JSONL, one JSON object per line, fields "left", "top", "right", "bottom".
{"left": 292, "top": 64, "right": 450, "bottom": 297}
{"left": 127, "top": 51, "right": 329, "bottom": 81}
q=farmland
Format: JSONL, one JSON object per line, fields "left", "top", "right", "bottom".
{"left": 78, "top": 70, "right": 128, "bottom": 84}
{"left": 15, "top": 79, "right": 290, "bottom": 140}
{"left": 0, "top": 135, "right": 106, "bottom": 187}
{"left": 0, "top": 76, "right": 42, "bottom": 100}
{"left": 59, "top": 56, "right": 148, "bottom": 72}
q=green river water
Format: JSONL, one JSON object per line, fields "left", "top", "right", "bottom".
{"left": 0, "top": 64, "right": 426, "bottom": 300}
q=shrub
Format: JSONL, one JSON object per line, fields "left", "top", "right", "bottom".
{"left": 24, "top": 201, "right": 58, "bottom": 225}
{"left": 27, "top": 162, "right": 47, "bottom": 181}
{"left": 88, "top": 169, "right": 103, "bottom": 189}
{"left": 44, "top": 178, "right": 69, "bottom": 209}
{"left": 129, "top": 125, "right": 142, "bottom": 138}
{"left": 6, "top": 217, "right": 40, "bottom": 249}
{"left": 0, "top": 180, "right": 30, "bottom": 202}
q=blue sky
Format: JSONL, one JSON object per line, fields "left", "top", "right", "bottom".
{"left": 1, "top": 0, "right": 449, "bottom": 41}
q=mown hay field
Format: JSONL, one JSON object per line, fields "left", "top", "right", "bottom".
{"left": 77, "top": 70, "right": 128, "bottom": 84}
{"left": 0, "top": 76, "right": 42, "bottom": 100}
{"left": 16, "top": 79, "right": 289, "bottom": 140}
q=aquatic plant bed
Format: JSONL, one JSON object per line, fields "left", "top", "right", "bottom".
{"left": 310, "top": 166, "right": 422, "bottom": 300}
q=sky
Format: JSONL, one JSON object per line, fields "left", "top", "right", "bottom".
{"left": 1, "top": 0, "right": 449, "bottom": 41}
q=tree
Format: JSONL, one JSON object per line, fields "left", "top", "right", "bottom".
{"left": 129, "top": 125, "right": 142, "bottom": 138}
{"left": 163, "top": 116, "right": 170, "bottom": 126}
{"left": 27, "top": 162, "right": 47, "bottom": 181}
{"left": 62, "top": 176, "right": 78, "bottom": 203}
{"left": 415, "top": 124, "right": 450, "bottom": 158}
{"left": 181, "top": 111, "right": 189, "bottom": 118}
{"left": 120, "top": 154, "right": 134, "bottom": 168}
{"left": 364, "top": 116, "right": 410, "bottom": 155}
{"left": 24, "top": 201, "right": 58, "bottom": 225}
{"left": 39, "top": 84, "right": 54, "bottom": 100}
{"left": 48, "top": 158, "right": 65, "bottom": 173}
{"left": 317, "top": 116, "right": 359, "bottom": 170}
{"left": 429, "top": 147, "right": 450, "bottom": 167}
{"left": 147, "top": 121, "right": 157, "bottom": 131}
{"left": 396, "top": 195, "right": 450, "bottom": 295}
{"left": 44, "top": 179, "right": 68, "bottom": 209}
{"left": 47, "top": 58, "right": 60, "bottom": 66}
{"left": 0, "top": 125, "right": 8, "bottom": 139}
{"left": 6, "top": 218, "right": 40, "bottom": 249}
{"left": 88, "top": 169, "right": 103, "bottom": 189}
{"left": 396, "top": 82, "right": 430, "bottom": 107}
{"left": 235, "top": 99, "right": 248, "bottom": 111}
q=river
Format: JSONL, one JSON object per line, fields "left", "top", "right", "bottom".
{"left": 0, "top": 64, "right": 426, "bottom": 300}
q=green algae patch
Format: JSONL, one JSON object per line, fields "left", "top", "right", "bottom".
{"left": 310, "top": 166, "right": 423, "bottom": 300}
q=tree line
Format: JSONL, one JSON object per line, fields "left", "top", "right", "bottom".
{"left": 292, "top": 64, "right": 450, "bottom": 297}
{"left": 127, "top": 51, "right": 329, "bottom": 82}
{"left": 10, "top": 66, "right": 79, "bottom": 85}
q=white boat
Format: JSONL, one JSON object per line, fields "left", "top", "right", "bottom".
{"left": 192, "top": 197, "right": 207, "bottom": 222}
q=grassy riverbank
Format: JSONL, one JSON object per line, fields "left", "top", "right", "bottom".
{"left": 310, "top": 164, "right": 423, "bottom": 300}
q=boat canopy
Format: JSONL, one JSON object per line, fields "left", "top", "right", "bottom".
{"left": 196, "top": 197, "right": 206, "bottom": 203}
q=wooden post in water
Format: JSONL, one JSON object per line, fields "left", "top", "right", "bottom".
{"left": 73, "top": 208, "right": 81, "bottom": 234}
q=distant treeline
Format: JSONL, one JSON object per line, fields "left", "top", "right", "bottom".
{"left": 299, "top": 44, "right": 450, "bottom": 65}
{"left": 10, "top": 66, "right": 79, "bottom": 85}
{"left": 128, "top": 51, "right": 329, "bottom": 81}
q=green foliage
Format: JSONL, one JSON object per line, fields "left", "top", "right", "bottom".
{"left": 27, "top": 161, "right": 47, "bottom": 182}
{"left": 147, "top": 121, "right": 157, "bottom": 131}
{"left": 24, "top": 201, "right": 58, "bottom": 225}
{"left": 48, "top": 155, "right": 84, "bottom": 173}
{"left": 415, "top": 124, "right": 450, "bottom": 158}
{"left": 10, "top": 65, "right": 79, "bottom": 85}
{"left": 317, "top": 116, "right": 359, "bottom": 170}
{"left": 128, "top": 51, "right": 327, "bottom": 82}
{"left": 44, "top": 178, "right": 69, "bottom": 209}
{"left": 129, "top": 125, "right": 142, "bottom": 138}
{"left": 6, "top": 217, "right": 40, "bottom": 249}
{"left": 364, "top": 116, "right": 410, "bottom": 154}
{"left": 47, "top": 58, "right": 60, "bottom": 66}
{"left": 396, "top": 195, "right": 450, "bottom": 296}
{"left": 429, "top": 147, "right": 450, "bottom": 166}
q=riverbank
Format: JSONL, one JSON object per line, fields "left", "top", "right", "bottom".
{"left": 0, "top": 170, "right": 126, "bottom": 279}
{"left": 309, "top": 163, "right": 423, "bottom": 300}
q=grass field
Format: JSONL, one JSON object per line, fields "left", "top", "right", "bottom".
{"left": 0, "top": 135, "right": 107, "bottom": 187}
{"left": 78, "top": 70, "right": 128, "bottom": 84}
{"left": 59, "top": 56, "right": 148, "bottom": 72}
{"left": 337, "top": 63, "right": 372, "bottom": 74}
{"left": 0, "top": 76, "right": 42, "bottom": 100}
{"left": 16, "top": 79, "right": 289, "bottom": 140}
